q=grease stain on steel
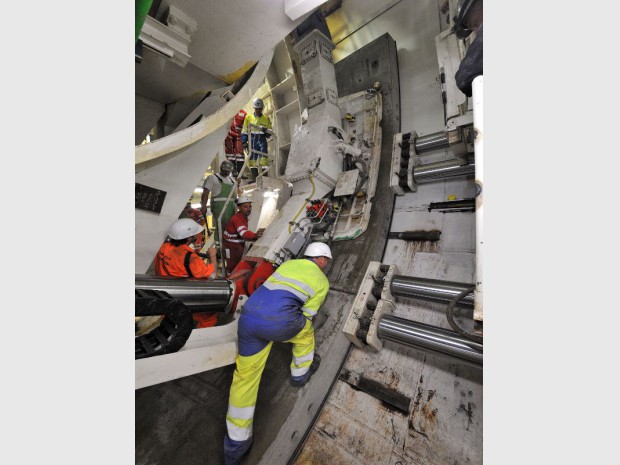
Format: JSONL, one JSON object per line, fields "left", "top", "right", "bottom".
{"left": 459, "top": 401, "right": 474, "bottom": 430}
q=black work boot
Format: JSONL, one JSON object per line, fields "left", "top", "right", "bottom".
{"left": 290, "top": 354, "right": 321, "bottom": 387}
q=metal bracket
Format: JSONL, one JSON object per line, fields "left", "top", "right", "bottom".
{"left": 326, "top": 88, "right": 338, "bottom": 105}
{"left": 343, "top": 261, "right": 383, "bottom": 348}
{"left": 444, "top": 113, "right": 473, "bottom": 131}
{"left": 166, "top": 5, "right": 198, "bottom": 39}
{"left": 139, "top": 16, "right": 192, "bottom": 67}
{"left": 389, "top": 131, "right": 418, "bottom": 195}
{"left": 445, "top": 114, "right": 474, "bottom": 159}
{"left": 366, "top": 299, "right": 395, "bottom": 352}
{"left": 380, "top": 263, "right": 399, "bottom": 302}
{"left": 300, "top": 41, "right": 318, "bottom": 65}
{"left": 334, "top": 169, "right": 360, "bottom": 197}
{"left": 342, "top": 262, "right": 398, "bottom": 351}
{"left": 306, "top": 88, "right": 325, "bottom": 109}
{"left": 312, "top": 169, "right": 337, "bottom": 189}
{"left": 320, "top": 42, "right": 334, "bottom": 63}
{"left": 390, "top": 133, "right": 404, "bottom": 195}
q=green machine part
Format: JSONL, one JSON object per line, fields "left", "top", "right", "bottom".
{"left": 135, "top": 0, "right": 154, "bottom": 45}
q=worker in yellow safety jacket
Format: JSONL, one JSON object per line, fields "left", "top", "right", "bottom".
{"left": 223, "top": 242, "right": 332, "bottom": 465}
{"left": 241, "top": 97, "right": 272, "bottom": 180}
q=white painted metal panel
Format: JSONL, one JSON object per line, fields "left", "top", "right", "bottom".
{"left": 135, "top": 320, "right": 238, "bottom": 389}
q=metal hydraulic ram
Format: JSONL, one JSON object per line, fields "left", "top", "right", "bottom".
{"left": 414, "top": 131, "right": 450, "bottom": 153}
{"left": 390, "top": 275, "right": 474, "bottom": 308}
{"left": 390, "top": 122, "right": 475, "bottom": 195}
{"left": 414, "top": 159, "right": 475, "bottom": 184}
{"left": 135, "top": 274, "right": 234, "bottom": 314}
{"left": 135, "top": 275, "right": 235, "bottom": 360}
{"left": 377, "top": 314, "right": 482, "bottom": 366}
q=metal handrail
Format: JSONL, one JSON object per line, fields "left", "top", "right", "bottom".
{"left": 247, "top": 123, "right": 278, "bottom": 178}
{"left": 215, "top": 122, "right": 278, "bottom": 276}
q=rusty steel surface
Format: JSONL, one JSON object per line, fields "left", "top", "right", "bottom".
{"left": 296, "top": 344, "right": 482, "bottom": 465}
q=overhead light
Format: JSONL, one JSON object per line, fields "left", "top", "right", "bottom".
{"left": 284, "top": 0, "right": 328, "bottom": 21}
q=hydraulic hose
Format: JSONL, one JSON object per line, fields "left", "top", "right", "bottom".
{"left": 288, "top": 174, "right": 316, "bottom": 233}
{"left": 446, "top": 285, "right": 482, "bottom": 343}
{"left": 351, "top": 159, "right": 368, "bottom": 201}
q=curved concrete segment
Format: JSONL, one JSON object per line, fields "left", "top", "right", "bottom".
{"left": 134, "top": 50, "right": 273, "bottom": 274}
{"left": 135, "top": 49, "right": 274, "bottom": 168}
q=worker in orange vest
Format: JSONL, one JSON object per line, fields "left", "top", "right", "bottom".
{"left": 154, "top": 218, "right": 219, "bottom": 328}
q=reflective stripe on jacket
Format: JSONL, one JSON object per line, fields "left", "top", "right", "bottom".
{"left": 223, "top": 211, "right": 257, "bottom": 244}
{"left": 241, "top": 112, "right": 272, "bottom": 159}
{"left": 242, "top": 258, "right": 329, "bottom": 319}
{"left": 241, "top": 113, "right": 272, "bottom": 137}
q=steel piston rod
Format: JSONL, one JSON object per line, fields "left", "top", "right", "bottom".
{"left": 377, "top": 314, "right": 482, "bottom": 366}
{"left": 135, "top": 274, "right": 234, "bottom": 312}
{"left": 414, "top": 159, "right": 475, "bottom": 183}
{"left": 414, "top": 131, "right": 450, "bottom": 153}
{"left": 391, "top": 275, "right": 475, "bottom": 307}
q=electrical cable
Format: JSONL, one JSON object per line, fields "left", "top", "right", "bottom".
{"left": 445, "top": 285, "right": 482, "bottom": 343}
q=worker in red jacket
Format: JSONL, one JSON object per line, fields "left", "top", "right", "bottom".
{"left": 224, "top": 109, "right": 247, "bottom": 177}
{"left": 154, "top": 218, "right": 219, "bottom": 328}
{"left": 222, "top": 196, "right": 263, "bottom": 275}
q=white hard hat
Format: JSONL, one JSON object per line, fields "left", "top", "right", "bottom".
{"left": 220, "top": 160, "right": 234, "bottom": 173}
{"left": 252, "top": 98, "right": 264, "bottom": 109}
{"left": 236, "top": 196, "right": 252, "bottom": 205}
{"left": 169, "top": 218, "right": 203, "bottom": 240}
{"left": 304, "top": 242, "right": 332, "bottom": 259}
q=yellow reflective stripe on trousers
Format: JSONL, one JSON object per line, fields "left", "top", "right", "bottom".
{"left": 262, "top": 281, "right": 309, "bottom": 302}
{"left": 286, "top": 319, "right": 315, "bottom": 377}
{"left": 270, "top": 272, "right": 316, "bottom": 297}
{"left": 226, "top": 343, "right": 272, "bottom": 442}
